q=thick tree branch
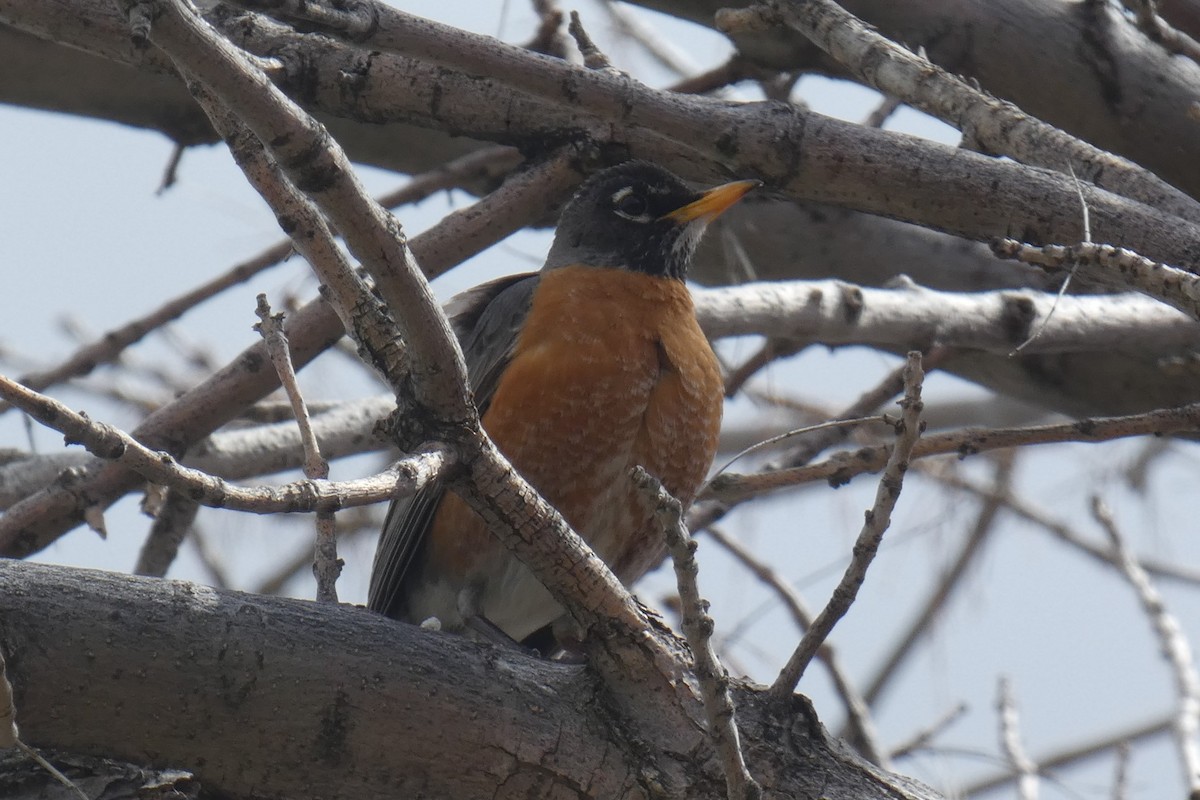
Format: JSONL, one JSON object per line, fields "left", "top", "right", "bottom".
{"left": 635, "top": 0, "right": 1200, "bottom": 202}
{"left": 6, "top": 0, "right": 1200, "bottom": 275}
{"left": 717, "top": 0, "right": 1199, "bottom": 221}
{"left": 0, "top": 560, "right": 945, "bottom": 800}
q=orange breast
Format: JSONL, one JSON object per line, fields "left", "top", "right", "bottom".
{"left": 427, "top": 266, "right": 723, "bottom": 632}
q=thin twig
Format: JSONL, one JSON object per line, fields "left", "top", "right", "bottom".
{"left": 723, "top": 338, "right": 803, "bottom": 397}
{"left": 1124, "top": 0, "right": 1200, "bottom": 63}
{"left": 689, "top": 347, "right": 949, "bottom": 536}
{"left": 634, "top": 469, "right": 761, "bottom": 800}
{"left": 1112, "top": 740, "right": 1131, "bottom": 800}
{"left": 254, "top": 294, "right": 339, "bottom": 603}
{"left": 964, "top": 714, "right": 1173, "bottom": 796}
{"left": 862, "top": 452, "right": 1015, "bottom": 707}
{"left": 156, "top": 142, "right": 185, "bottom": 194}
{"left": 0, "top": 370, "right": 450, "bottom": 514}
{"left": 997, "top": 677, "right": 1040, "bottom": 800}
{"left": 699, "top": 415, "right": 884, "bottom": 500}
{"left": 964, "top": 714, "right": 1171, "bottom": 796}
{"left": 707, "top": 527, "right": 888, "bottom": 768}
{"left": 189, "top": 526, "right": 231, "bottom": 589}
{"left": 600, "top": 0, "right": 699, "bottom": 77}
{"left": 254, "top": 507, "right": 377, "bottom": 595}
{"left": 1011, "top": 164, "right": 1090, "bottom": 354}
{"left": 704, "top": 399, "right": 1200, "bottom": 507}
{"left": 992, "top": 238, "right": 1200, "bottom": 323}
{"left": 568, "top": 10, "right": 617, "bottom": 72}
{"left": 13, "top": 744, "right": 89, "bottom": 800}
{"left": 889, "top": 702, "right": 968, "bottom": 761}
{"left": 773, "top": 346, "right": 950, "bottom": 472}
{"left": 1092, "top": 496, "right": 1200, "bottom": 796}
{"left": 668, "top": 57, "right": 756, "bottom": 95}
{"left": 769, "top": 352, "right": 925, "bottom": 699}
{"left": 923, "top": 461, "right": 1200, "bottom": 587}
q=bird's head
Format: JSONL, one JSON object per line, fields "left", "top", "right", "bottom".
{"left": 545, "top": 161, "right": 759, "bottom": 280}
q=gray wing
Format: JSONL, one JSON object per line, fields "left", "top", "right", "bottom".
{"left": 368, "top": 273, "right": 540, "bottom": 618}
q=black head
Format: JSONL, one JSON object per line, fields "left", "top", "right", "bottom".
{"left": 544, "top": 161, "right": 758, "bottom": 280}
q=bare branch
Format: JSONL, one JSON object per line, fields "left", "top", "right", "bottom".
{"left": 706, "top": 401, "right": 1200, "bottom": 507}
{"left": 861, "top": 452, "right": 1014, "bottom": 708}
{"left": 964, "top": 714, "right": 1174, "bottom": 796}
{"left": 254, "top": 293, "right": 339, "bottom": 602}
{"left": 1092, "top": 496, "right": 1200, "bottom": 796}
{"left": 888, "top": 703, "right": 968, "bottom": 761}
{"left": 189, "top": 526, "right": 231, "bottom": 589}
{"left": 996, "top": 677, "right": 1040, "bottom": 800}
{"left": 0, "top": 370, "right": 449, "bottom": 514}
{"left": 693, "top": 281, "right": 1200, "bottom": 358}
{"left": 708, "top": 527, "right": 888, "bottom": 768}
{"left": 1125, "top": 0, "right": 1200, "bottom": 63}
{"left": 992, "top": 238, "right": 1200, "bottom": 322}
{"left": 770, "top": 351, "right": 925, "bottom": 699}
{"left": 0, "top": 243, "right": 290, "bottom": 418}
{"left": 765, "top": 346, "right": 951, "bottom": 472}
{"left": 924, "top": 462, "right": 1200, "bottom": 588}
{"left": 133, "top": 489, "right": 200, "bottom": 577}
{"left": 636, "top": 469, "right": 761, "bottom": 800}
{"left": 717, "top": 0, "right": 1200, "bottom": 221}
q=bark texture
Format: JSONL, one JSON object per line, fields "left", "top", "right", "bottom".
{"left": 0, "top": 561, "right": 940, "bottom": 800}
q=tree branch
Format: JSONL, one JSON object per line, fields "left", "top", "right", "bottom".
{"left": 0, "top": 560, "right": 946, "bottom": 800}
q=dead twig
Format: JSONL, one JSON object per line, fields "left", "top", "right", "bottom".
{"left": 1092, "top": 496, "right": 1200, "bottom": 796}
{"left": 254, "top": 294, "right": 339, "bottom": 603}
{"left": 635, "top": 469, "right": 761, "bottom": 800}
{"left": 708, "top": 526, "right": 888, "bottom": 768}
{"left": 0, "top": 370, "right": 450, "bottom": 514}
{"left": 862, "top": 452, "right": 1015, "bottom": 707}
{"left": 997, "top": 677, "right": 1041, "bottom": 800}
{"left": 769, "top": 351, "right": 925, "bottom": 699}
{"left": 705, "top": 400, "right": 1200, "bottom": 507}
{"left": 992, "top": 238, "right": 1200, "bottom": 323}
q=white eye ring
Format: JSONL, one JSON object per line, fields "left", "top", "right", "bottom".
{"left": 611, "top": 186, "right": 652, "bottom": 222}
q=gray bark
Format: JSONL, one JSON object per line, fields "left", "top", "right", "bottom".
{"left": 0, "top": 560, "right": 940, "bottom": 800}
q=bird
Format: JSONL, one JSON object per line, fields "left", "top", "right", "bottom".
{"left": 369, "top": 160, "right": 757, "bottom": 646}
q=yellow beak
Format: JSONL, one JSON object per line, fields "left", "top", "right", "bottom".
{"left": 665, "top": 179, "right": 760, "bottom": 224}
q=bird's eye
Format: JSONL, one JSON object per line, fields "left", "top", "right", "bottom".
{"left": 612, "top": 189, "right": 650, "bottom": 221}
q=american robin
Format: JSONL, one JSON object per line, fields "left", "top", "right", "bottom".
{"left": 369, "top": 161, "right": 757, "bottom": 644}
